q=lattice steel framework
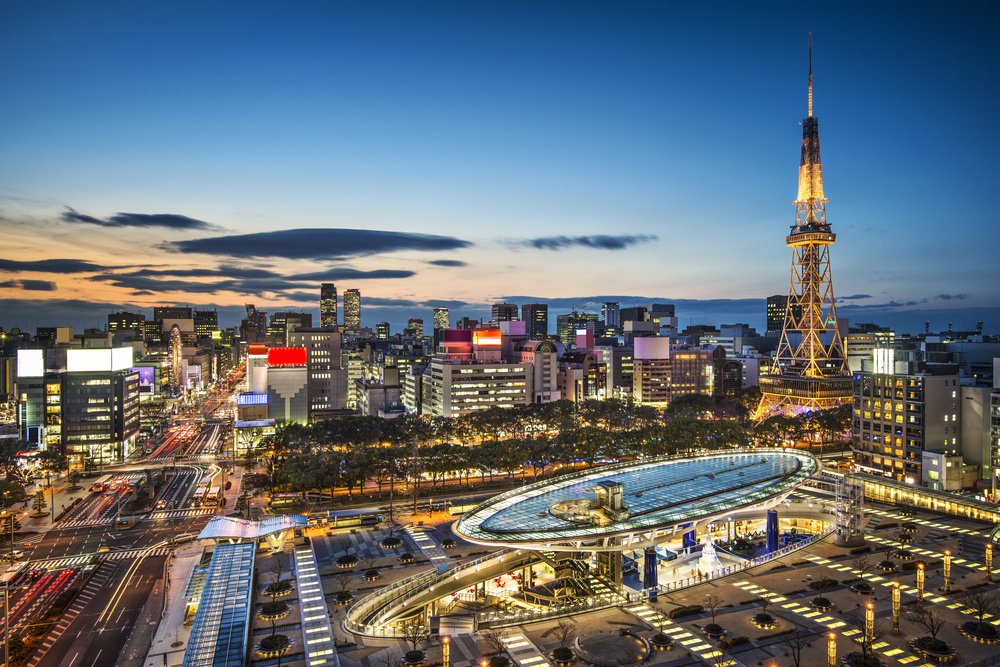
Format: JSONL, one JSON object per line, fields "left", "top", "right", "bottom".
{"left": 757, "top": 37, "right": 853, "bottom": 419}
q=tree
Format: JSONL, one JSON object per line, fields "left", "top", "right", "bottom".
{"left": 963, "top": 590, "right": 999, "bottom": 633}
{"left": 481, "top": 627, "right": 509, "bottom": 658}
{"left": 849, "top": 614, "right": 885, "bottom": 667}
{"left": 553, "top": 619, "right": 576, "bottom": 648}
{"left": 400, "top": 619, "right": 427, "bottom": 654}
{"left": 703, "top": 593, "right": 725, "bottom": 628}
{"left": 909, "top": 603, "right": 946, "bottom": 643}
{"left": 780, "top": 631, "right": 811, "bottom": 667}
{"left": 31, "top": 489, "right": 47, "bottom": 515}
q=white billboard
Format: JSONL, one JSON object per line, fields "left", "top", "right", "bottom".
{"left": 67, "top": 347, "right": 135, "bottom": 373}
{"left": 16, "top": 349, "right": 44, "bottom": 377}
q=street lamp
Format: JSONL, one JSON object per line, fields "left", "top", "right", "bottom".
{"left": 943, "top": 549, "right": 952, "bottom": 593}
{"left": 891, "top": 582, "right": 900, "bottom": 634}
{"left": 864, "top": 602, "right": 874, "bottom": 644}
{"left": 987, "top": 543, "right": 994, "bottom": 582}
{"left": 916, "top": 561, "right": 925, "bottom": 602}
{"left": 826, "top": 632, "right": 836, "bottom": 667}
{"left": 442, "top": 636, "right": 450, "bottom": 667}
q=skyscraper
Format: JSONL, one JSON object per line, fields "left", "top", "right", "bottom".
{"left": 320, "top": 283, "right": 338, "bottom": 327}
{"left": 601, "top": 302, "right": 620, "bottom": 333}
{"left": 433, "top": 307, "right": 450, "bottom": 331}
{"left": 375, "top": 322, "right": 390, "bottom": 340}
{"left": 344, "top": 289, "right": 361, "bottom": 329}
{"left": 757, "top": 40, "right": 852, "bottom": 417}
{"left": 556, "top": 311, "right": 599, "bottom": 345}
{"left": 491, "top": 302, "right": 518, "bottom": 324}
{"left": 521, "top": 303, "right": 548, "bottom": 339}
{"left": 193, "top": 310, "right": 218, "bottom": 340}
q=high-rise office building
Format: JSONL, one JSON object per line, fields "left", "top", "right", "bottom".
{"left": 757, "top": 41, "right": 852, "bottom": 417}
{"left": 491, "top": 302, "right": 518, "bottom": 324}
{"left": 556, "top": 311, "right": 599, "bottom": 345}
{"left": 344, "top": 289, "right": 361, "bottom": 329}
{"left": 521, "top": 303, "right": 548, "bottom": 339}
{"left": 601, "top": 302, "right": 621, "bottom": 329}
{"left": 108, "top": 311, "right": 145, "bottom": 338}
{"left": 320, "top": 283, "right": 338, "bottom": 327}
{"left": 433, "top": 307, "right": 450, "bottom": 331}
{"left": 375, "top": 322, "right": 390, "bottom": 340}
{"left": 193, "top": 310, "right": 218, "bottom": 340}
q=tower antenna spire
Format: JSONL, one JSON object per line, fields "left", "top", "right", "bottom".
{"left": 807, "top": 32, "right": 813, "bottom": 118}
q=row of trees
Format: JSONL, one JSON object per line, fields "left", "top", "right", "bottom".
{"left": 246, "top": 395, "right": 851, "bottom": 503}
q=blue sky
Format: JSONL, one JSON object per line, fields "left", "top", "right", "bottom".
{"left": 0, "top": 0, "right": 997, "bottom": 334}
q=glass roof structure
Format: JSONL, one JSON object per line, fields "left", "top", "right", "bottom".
{"left": 197, "top": 514, "right": 308, "bottom": 541}
{"left": 182, "top": 542, "right": 256, "bottom": 667}
{"left": 455, "top": 450, "right": 818, "bottom": 547}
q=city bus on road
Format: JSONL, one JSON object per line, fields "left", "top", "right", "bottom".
{"left": 308, "top": 507, "right": 383, "bottom": 529}
{"left": 191, "top": 488, "right": 206, "bottom": 507}
{"left": 204, "top": 487, "right": 222, "bottom": 506}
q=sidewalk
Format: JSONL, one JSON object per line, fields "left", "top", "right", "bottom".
{"left": 16, "top": 477, "right": 90, "bottom": 534}
{"left": 142, "top": 550, "right": 205, "bottom": 667}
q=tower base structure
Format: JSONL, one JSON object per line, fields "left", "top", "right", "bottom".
{"left": 756, "top": 375, "right": 853, "bottom": 420}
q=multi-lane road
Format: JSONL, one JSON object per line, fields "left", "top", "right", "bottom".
{"left": 2, "top": 398, "right": 237, "bottom": 667}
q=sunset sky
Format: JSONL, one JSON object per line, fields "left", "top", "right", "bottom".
{"left": 1, "top": 1, "right": 997, "bottom": 334}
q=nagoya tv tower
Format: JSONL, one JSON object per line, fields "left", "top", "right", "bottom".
{"left": 757, "top": 36, "right": 853, "bottom": 419}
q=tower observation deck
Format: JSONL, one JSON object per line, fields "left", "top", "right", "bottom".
{"left": 757, "top": 36, "right": 853, "bottom": 418}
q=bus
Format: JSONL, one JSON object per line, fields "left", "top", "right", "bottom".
{"left": 191, "top": 488, "right": 206, "bottom": 507}
{"left": 204, "top": 487, "right": 221, "bottom": 507}
{"left": 308, "top": 508, "right": 383, "bottom": 529}
{"left": 88, "top": 474, "right": 112, "bottom": 493}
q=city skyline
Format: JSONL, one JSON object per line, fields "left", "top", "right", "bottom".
{"left": 1, "top": 1, "right": 998, "bottom": 334}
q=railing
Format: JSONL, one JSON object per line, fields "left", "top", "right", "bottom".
{"left": 344, "top": 548, "right": 531, "bottom": 637}
{"left": 478, "top": 589, "right": 631, "bottom": 628}
{"left": 653, "top": 529, "right": 831, "bottom": 596}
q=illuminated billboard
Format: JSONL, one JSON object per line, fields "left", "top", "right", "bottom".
{"left": 135, "top": 366, "right": 156, "bottom": 387}
{"left": 67, "top": 347, "right": 135, "bottom": 373}
{"left": 267, "top": 347, "right": 307, "bottom": 367}
{"left": 236, "top": 393, "right": 268, "bottom": 406}
{"left": 473, "top": 330, "right": 502, "bottom": 347}
{"left": 248, "top": 344, "right": 268, "bottom": 356}
{"left": 16, "top": 349, "right": 44, "bottom": 377}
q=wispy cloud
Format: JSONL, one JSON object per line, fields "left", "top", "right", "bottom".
{"left": 518, "top": 234, "right": 657, "bottom": 251}
{"left": 839, "top": 293, "right": 872, "bottom": 301}
{"left": 165, "top": 228, "right": 472, "bottom": 260}
{"left": 935, "top": 293, "right": 968, "bottom": 301}
{"left": 427, "top": 259, "right": 467, "bottom": 267}
{"left": 61, "top": 207, "right": 221, "bottom": 231}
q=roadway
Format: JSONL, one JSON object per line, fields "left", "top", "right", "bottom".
{"left": 2, "top": 397, "right": 235, "bottom": 667}
{"left": 33, "top": 554, "right": 166, "bottom": 667}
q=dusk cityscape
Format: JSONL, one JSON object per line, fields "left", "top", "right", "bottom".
{"left": 0, "top": 2, "right": 998, "bottom": 667}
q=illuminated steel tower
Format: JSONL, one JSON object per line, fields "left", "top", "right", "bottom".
{"left": 757, "top": 37, "right": 852, "bottom": 418}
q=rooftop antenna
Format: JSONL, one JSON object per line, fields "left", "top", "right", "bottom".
{"left": 807, "top": 32, "right": 814, "bottom": 118}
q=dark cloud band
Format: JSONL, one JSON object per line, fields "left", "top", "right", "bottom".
{"left": 165, "top": 228, "right": 472, "bottom": 260}
{"left": 520, "top": 234, "right": 657, "bottom": 250}
{"left": 62, "top": 207, "right": 219, "bottom": 231}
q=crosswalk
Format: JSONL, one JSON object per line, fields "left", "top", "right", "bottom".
{"left": 26, "top": 562, "right": 114, "bottom": 667}
{"left": 56, "top": 517, "right": 114, "bottom": 529}
{"left": 624, "top": 602, "right": 739, "bottom": 667}
{"left": 30, "top": 547, "right": 172, "bottom": 570}
{"left": 147, "top": 507, "right": 216, "bottom": 520}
